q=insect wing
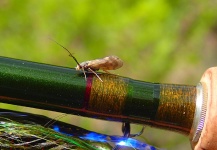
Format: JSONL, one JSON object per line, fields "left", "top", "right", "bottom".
{"left": 108, "top": 56, "right": 123, "bottom": 70}
{"left": 88, "top": 56, "right": 123, "bottom": 71}
{"left": 87, "top": 58, "right": 108, "bottom": 70}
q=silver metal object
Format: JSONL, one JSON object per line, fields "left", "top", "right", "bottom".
{"left": 191, "top": 82, "right": 207, "bottom": 142}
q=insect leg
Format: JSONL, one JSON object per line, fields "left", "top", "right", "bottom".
{"left": 81, "top": 67, "right": 87, "bottom": 81}
{"left": 87, "top": 68, "right": 103, "bottom": 82}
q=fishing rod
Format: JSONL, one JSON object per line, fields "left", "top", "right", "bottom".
{"left": 0, "top": 108, "right": 159, "bottom": 149}
{"left": 0, "top": 56, "right": 215, "bottom": 149}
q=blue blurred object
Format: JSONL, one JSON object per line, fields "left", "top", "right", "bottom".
{"left": 0, "top": 109, "right": 161, "bottom": 150}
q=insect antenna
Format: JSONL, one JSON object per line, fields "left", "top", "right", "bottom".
{"left": 49, "top": 38, "right": 82, "bottom": 68}
{"left": 49, "top": 38, "right": 87, "bottom": 80}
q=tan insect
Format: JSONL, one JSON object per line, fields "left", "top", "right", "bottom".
{"left": 50, "top": 39, "right": 123, "bottom": 82}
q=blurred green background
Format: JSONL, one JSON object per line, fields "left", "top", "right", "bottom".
{"left": 0, "top": 0, "right": 217, "bottom": 149}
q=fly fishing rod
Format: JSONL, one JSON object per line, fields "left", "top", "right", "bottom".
{"left": 0, "top": 56, "right": 215, "bottom": 149}
{"left": 0, "top": 108, "right": 158, "bottom": 149}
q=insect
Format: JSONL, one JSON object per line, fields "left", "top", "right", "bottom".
{"left": 50, "top": 38, "right": 123, "bottom": 82}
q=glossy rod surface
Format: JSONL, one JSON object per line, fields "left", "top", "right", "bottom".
{"left": 0, "top": 56, "right": 196, "bottom": 134}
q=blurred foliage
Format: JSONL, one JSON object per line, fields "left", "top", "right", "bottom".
{"left": 0, "top": 0, "right": 217, "bottom": 149}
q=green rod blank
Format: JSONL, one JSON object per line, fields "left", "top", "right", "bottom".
{"left": 0, "top": 56, "right": 196, "bottom": 135}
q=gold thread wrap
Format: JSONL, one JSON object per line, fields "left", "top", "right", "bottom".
{"left": 88, "top": 74, "right": 127, "bottom": 115}
{"left": 156, "top": 84, "right": 196, "bottom": 131}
